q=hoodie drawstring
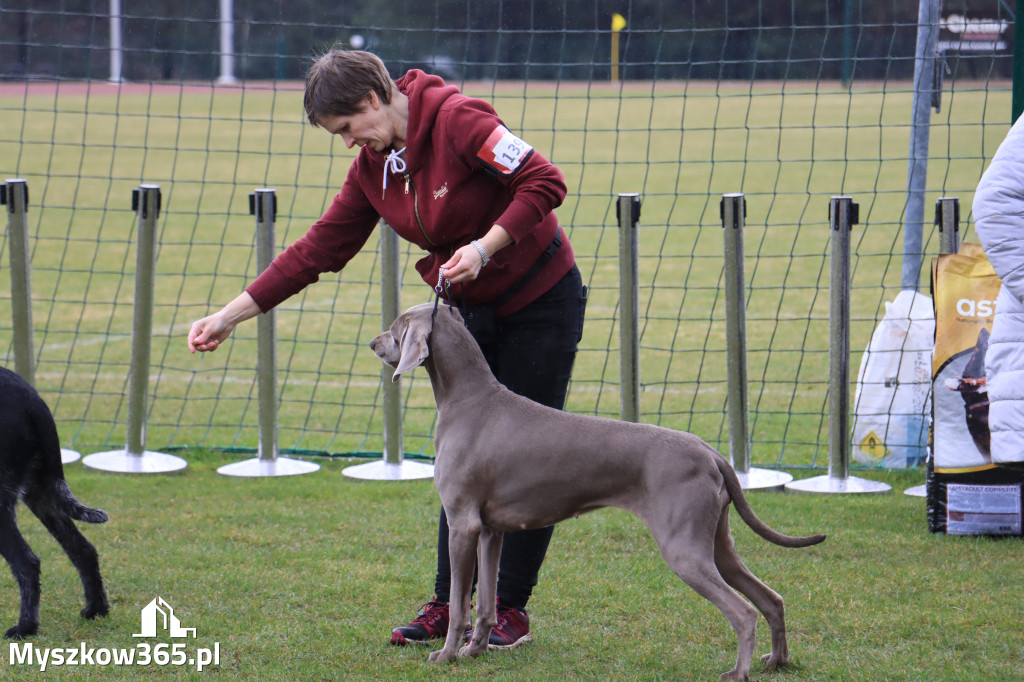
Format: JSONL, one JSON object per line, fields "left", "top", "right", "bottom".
{"left": 383, "top": 146, "right": 407, "bottom": 198}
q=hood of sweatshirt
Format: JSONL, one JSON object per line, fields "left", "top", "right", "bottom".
{"left": 392, "top": 70, "right": 462, "bottom": 175}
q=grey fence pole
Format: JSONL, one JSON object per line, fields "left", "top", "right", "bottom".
{"left": 2, "top": 179, "right": 81, "bottom": 463}
{"left": 84, "top": 185, "right": 188, "bottom": 473}
{"left": 905, "top": 196, "right": 960, "bottom": 498}
{"left": 902, "top": 0, "right": 941, "bottom": 291}
{"left": 219, "top": 189, "right": 318, "bottom": 477}
{"left": 720, "top": 194, "right": 791, "bottom": 490}
{"left": 788, "top": 197, "right": 891, "bottom": 494}
{"left": 3, "top": 180, "right": 34, "bottom": 386}
{"left": 344, "top": 221, "right": 433, "bottom": 480}
{"left": 379, "top": 221, "right": 403, "bottom": 465}
{"left": 108, "top": 0, "right": 123, "bottom": 82}
{"left": 216, "top": 0, "right": 237, "bottom": 84}
{"left": 618, "top": 193, "right": 641, "bottom": 423}
{"left": 255, "top": 190, "right": 279, "bottom": 461}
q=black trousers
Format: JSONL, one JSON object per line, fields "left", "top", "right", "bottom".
{"left": 433, "top": 264, "right": 586, "bottom": 610}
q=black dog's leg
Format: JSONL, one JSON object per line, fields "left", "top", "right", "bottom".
{"left": 0, "top": 500, "right": 41, "bottom": 638}
{"left": 23, "top": 495, "right": 108, "bottom": 622}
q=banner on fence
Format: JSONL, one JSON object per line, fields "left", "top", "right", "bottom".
{"left": 939, "top": 6, "right": 1012, "bottom": 54}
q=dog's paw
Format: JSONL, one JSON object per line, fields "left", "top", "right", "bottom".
{"left": 458, "top": 641, "right": 488, "bottom": 658}
{"left": 81, "top": 601, "right": 109, "bottom": 620}
{"left": 719, "top": 669, "right": 749, "bottom": 682}
{"left": 760, "top": 651, "right": 790, "bottom": 669}
{"left": 428, "top": 648, "right": 457, "bottom": 663}
{"left": 5, "top": 623, "right": 38, "bottom": 639}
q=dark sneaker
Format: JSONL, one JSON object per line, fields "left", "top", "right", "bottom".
{"left": 487, "top": 599, "right": 532, "bottom": 649}
{"left": 390, "top": 599, "right": 449, "bottom": 646}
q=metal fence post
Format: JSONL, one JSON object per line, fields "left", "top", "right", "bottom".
{"left": 219, "top": 189, "right": 319, "bottom": 477}
{"left": 788, "top": 197, "right": 891, "bottom": 494}
{"left": 902, "top": 0, "right": 941, "bottom": 291}
{"left": 84, "top": 185, "right": 188, "bottom": 473}
{"left": 3, "top": 179, "right": 34, "bottom": 386}
{"left": 618, "top": 193, "right": 641, "bottom": 423}
{"left": 720, "top": 193, "right": 791, "bottom": 490}
{"left": 2, "top": 179, "right": 81, "bottom": 463}
{"left": 344, "top": 222, "right": 433, "bottom": 480}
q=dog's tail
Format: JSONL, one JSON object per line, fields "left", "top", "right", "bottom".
{"left": 20, "top": 371, "right": 110, "bottom": 525}
{"left": 717, "top": 458, "right": 825, "bottom": 548}
{"left": 57, "top": 480, "right": 109, "bottom": 524}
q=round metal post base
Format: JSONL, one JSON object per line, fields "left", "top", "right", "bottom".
{"left": 785, "top": 475, "right": 891, "bottom": 495}
{"left": 61, "top": 449, "right": 81, "bottom": 464}
{"left": 82, "top": 449, "right": 188, "bottom": 474}
{"left": 217, "top": 457, "right": 320, "bottom": 477}
{"left": 735, "top": 468, "right": 793, "bottom": 491}
{"left": 343, "top": 459, "right": 434, "bottom": 481}
{"left": 903, "top": 484, "right": 927, "bottom": 498}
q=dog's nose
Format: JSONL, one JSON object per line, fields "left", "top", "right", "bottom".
{"left": 370, "top": 334, "right": 389, "bottom": 358}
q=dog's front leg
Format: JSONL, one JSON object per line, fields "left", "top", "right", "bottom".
{"left": 461, "top": 527, "right": 502, "bottom": 657}
{"left": 428, "top": 520, "right": 478, "bottom": 663}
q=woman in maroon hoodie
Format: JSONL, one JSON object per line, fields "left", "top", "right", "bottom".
{"left": 188, "top": 49, "right": 586, "bottom": 649}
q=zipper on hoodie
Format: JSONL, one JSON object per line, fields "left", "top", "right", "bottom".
{"left": 405, "top": 173, "right": 436, "bottom": 247}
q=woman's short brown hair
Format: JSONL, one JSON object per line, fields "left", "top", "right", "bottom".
{"left": 304, "top": 49, "right": 394, "bottom": 126}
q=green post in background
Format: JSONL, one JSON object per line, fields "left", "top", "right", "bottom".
{"left": 841, "top": 0, "right": 854, "bottom": 87}
{"left": 1015, "top": 0, "right": 1024, "bottom": 122}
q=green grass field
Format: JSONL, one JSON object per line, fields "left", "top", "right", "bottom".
{"left": 0, "top": 79, "right": 1014, "bottom": 465}
{"left": 1, "top": 452, "right": 1020, "bottom": 680}
{"left": 0, "top": 81, "right": 1021, "bottom": 679}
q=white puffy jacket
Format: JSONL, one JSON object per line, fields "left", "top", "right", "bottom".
{"left": 972, "top": 116, "right": 1024, "bottom": 467}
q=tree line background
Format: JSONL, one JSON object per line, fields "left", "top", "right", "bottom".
{"left": 0, "top": 0, "right": 1013, "bottom": 83}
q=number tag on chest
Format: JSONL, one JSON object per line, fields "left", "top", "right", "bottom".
{"left": 476, "top": 125, "right": 534, "bottom": 177}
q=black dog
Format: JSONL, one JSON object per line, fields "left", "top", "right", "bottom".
{"left": 0, "top": 367, "right": 108, "bottom": 638}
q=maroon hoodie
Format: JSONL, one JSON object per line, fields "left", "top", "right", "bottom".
{"left": 245, "top": 70, "right": 574, "bottom": 317}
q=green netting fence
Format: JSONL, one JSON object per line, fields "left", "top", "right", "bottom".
{"left": 0, "top": 0, "right": 1014, "bottom": 468}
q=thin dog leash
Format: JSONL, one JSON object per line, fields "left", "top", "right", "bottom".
{"left": 431, "top": 267, "right": 452, "bottom": 329}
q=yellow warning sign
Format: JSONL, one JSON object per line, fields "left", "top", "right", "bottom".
{"left": 858, "top": 430, "right": 891, "bottom": 461}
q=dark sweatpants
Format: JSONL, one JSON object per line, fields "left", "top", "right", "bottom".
{"left": 432, "top": 264, "right": 586, "bottom": 610}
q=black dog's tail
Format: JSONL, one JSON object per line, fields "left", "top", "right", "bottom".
{"left": 57, "top": 480, "right": 109, "bottom": 524}
{"left": 26, "top": 378, "right": 110, "bottom": 522}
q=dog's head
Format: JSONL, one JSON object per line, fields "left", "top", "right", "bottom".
{"left": 371, "top": 303, "right": 464, "bottom": 382}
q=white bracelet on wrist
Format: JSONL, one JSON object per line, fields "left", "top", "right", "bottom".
{"left": 471, "top": 239, "right": 490, "bottom": 267}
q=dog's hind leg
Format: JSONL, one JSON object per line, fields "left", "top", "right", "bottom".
{"left": 714, "top": 511, "right": 789, "bottom": 670}
{"left": 652, "top": 519, "right": 758, "bottom": 682}
{"left": 461, "top": 527, "right": 501, "bottom": 658}
{"left": 23, "top": 494, "right": 108, "bottom": 622}
{"left": 0, "top": 500, "right": 41, "bottom": 638}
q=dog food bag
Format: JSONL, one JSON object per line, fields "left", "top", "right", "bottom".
{"left": 927, "top": 243, "right": 1024, "bottom": 535}
{"left": 852, "top": 289, "right": 933, "bottom": 468}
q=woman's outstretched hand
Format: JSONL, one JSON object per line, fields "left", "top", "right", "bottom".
{"left": 187, "top": 292, "right": 262, "bottom": 353}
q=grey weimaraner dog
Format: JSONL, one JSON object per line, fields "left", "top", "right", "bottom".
{"left": 371, "top": 303, "right": 825, "bottom": 681}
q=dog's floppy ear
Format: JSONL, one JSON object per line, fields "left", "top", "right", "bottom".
{"left": 392, "top": 322, "right": 430, "bottom": 382}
